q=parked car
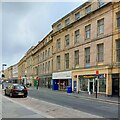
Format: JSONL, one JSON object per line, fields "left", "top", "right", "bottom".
{"left": 4, "top": 84, "right": 28, "bottom": 97}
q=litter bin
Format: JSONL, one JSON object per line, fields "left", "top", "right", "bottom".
{"left": 67, "top": 86, "right": 72, "bottom": 93}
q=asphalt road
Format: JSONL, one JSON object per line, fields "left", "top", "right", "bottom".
{"left": 28, "top": 88, "right": 118, "bottom": 118}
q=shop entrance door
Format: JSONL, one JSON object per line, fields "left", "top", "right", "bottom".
{"left": 112, "top": 78, "right": 119, "bottom": 96}
{"left": 89, "top": 82, "right": 93, "bottom": 94}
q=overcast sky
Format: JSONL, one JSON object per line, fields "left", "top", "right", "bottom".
{"left": 1, "top": 0, "right": 88, "bottom": 70}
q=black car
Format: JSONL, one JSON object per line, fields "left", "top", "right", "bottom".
{"left": 4, "top": 84, "right": 28, "bottom": 97}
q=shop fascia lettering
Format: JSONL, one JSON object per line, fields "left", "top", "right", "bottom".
{"left": 52, "top": 71, "right": 72, "bottom": 79}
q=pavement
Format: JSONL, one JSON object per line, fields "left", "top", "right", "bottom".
{"left": 0, "top": 85, "right": 103, "bottom": 118}
{"left": 30, "top": 87, "right": 119, "bottom": 104}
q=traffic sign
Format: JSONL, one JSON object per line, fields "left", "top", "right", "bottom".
{"left": 36, "top": 76, "right": 38, "bottom": 80}
{"left": 96, "top": 70, "right": 99, "bottom": 76}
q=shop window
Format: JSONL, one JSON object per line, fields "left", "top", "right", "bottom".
{"left": 80, "top": 79, "right": 88, "bottom": 91}
{"left": 99, "top": 78, "right": 106, "bottom": 92}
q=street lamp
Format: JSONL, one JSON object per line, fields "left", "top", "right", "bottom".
{"left": 2, "top": 64, "right": 7, "bottom": 89}
{"left": 2, "top": 64, "right": 7, "bottom": 78}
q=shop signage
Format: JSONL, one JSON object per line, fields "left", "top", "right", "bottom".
{"left": 96, "top": 70, "right": 99, "bottom": 76}
{"left": 36, "top": 76, "right": 38, "bottom": 80}
{"left": 83, "top": 75, "right": 95, "bottom": 78}
{"left": 52, "top": 71, "right": 72, "bottom": 79}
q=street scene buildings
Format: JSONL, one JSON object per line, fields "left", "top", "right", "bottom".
{"left": 2, "top": 1, "right": 120, "bottom": 97}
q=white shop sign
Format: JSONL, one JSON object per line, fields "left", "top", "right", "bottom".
{"left": 52, "top": 71, "right": 72, "bottom": 79}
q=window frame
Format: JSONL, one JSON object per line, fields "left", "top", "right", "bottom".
{"left": 85, "top": 24, "right": 91, "bottom": 39}
{"left": 97, "top": 43, "right": 104, "bottom": 63}
{"left": 56, "top": 38, "right": 61, "bottom": 50}
{"left": 116, "top": 40, "right": 120, "bottom": 62}
{"left": 74, "top": 29, "right": 80, "bottom": 44}
{"left": 117, "top": 12, "right": 120, "bottom": 28}
{"left": 75, "top": 12, "right": 80, "bottom": 21}
{"left": 85, "top": 5, "right": 91, "bottom": 14}
{"left": 65, "top": 18, "right": 70, "bottom": 26}
{"left": 56, "top": 55, "right": 61, "bottom": 70}
{"left": 85, "top": 47, "right": 90, "bottom": 64}
{"left": 65, "top": 34, "right": 70, "bottom": 47}
{"left": 74, "top": 50, "right": 79, "bottom": 66}
{"left": 65, "top": 53, "right": 69, "bottom": 69}
{"left": 97, "top": 18, "right": 104, "bottom": 35}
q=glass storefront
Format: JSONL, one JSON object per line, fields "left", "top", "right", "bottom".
{"left": 79, "top": 74, "right": 106, "bottom": 93}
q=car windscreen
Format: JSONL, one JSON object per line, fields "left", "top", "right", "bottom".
{"left": 14, "top": 85, "right": 26, "bottom": 89}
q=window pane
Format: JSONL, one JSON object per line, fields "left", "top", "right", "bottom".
{"left": 85, "top": 6, "right": 91, "bottom": 14}
{"left": 75, "top": 12, "right": 80, "bottom": 20}
{"left": 65, "top": 18, "right": 70, "bottom": 26}
{"left": 65, "top": 53, "right": 69, "bottom": 69}
{"left": 117, "top": 12, "right": 120, "bottom": 28}
{"left": 97, "top": 43, "right": 104, "bottom": 62}
{"left": 75, "top": 29, "right": 80, "bottom": 43}
{"left": 98, "top": 19, "right": 104, "bottom": 35}
{"left": 75, "top": 50, "right": 79, "bottom": 66}
{"left": 57, "top": 39, "right": 61, "bottom": 50}
{"left": 57, "top": 56, "right": 60, "bottom": 70}
{"left": 85, "top": 47, "right": 90, "bottom": 64}
{"left": 65, "top": 34, "right": 70, "bottom": 46}
{"left": 116, "top": 40, "right": 120, "bottom": 62}
{"left": 85, "top": 25, "right": 91, "bottom": 39}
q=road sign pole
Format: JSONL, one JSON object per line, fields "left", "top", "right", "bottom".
{"left": 95, "top": 78, "right": 98, "bottom": 98}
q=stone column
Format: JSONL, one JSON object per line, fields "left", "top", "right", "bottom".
{"left": 106, "top": 68, "right": 112, "bottom": 96}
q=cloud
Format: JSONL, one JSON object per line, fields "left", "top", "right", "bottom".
{"left": 1, "top": 1, "right": 87, "bottom": 68}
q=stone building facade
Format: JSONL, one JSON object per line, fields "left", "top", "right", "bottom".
{"left": 5, "top": 0, "right": 120, "bottom": 96}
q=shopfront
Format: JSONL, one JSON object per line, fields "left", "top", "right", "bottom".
{"left": 39, "top": 74, "right": 52, "bottom": 89}
{"left": 52, "top": 71, "right": 72, "bottom": 91}
{"left": 79, "top": 74, "right": 106, "bottom": 94}
{"left": 112, "top": 73, "right": 120, "bottom": 96}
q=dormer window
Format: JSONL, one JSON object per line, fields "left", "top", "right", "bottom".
{"left": 85, "top": 5, "right": 91, "bottom": 14}
{"left": 75, "top": 12, "right": 80, "bottom": 21}
{"left": 98, "top": 0, "right": 105, "bottom": 8}
{"left": 57, "top": 23, "right": 62, "bottom": 30}
{"left": 65, "top": 18, "right": 70, "bottom": 26}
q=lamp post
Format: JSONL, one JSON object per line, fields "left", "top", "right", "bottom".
{"left": 2, "top": 64, "right": 7, "bottom": 89}
{"left": 2, "top": 64, "right": 7, "bottom": 79}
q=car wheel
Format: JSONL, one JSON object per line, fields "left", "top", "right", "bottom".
{"left": 24, "top": 95, "right": 27, "bottom": 98}
{"left": 10, "top": 93, "right": 13, "bottom": 97}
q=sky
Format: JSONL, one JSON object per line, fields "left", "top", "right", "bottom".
{"left": 0, "top": 0, "right": 88, "bottom": 70}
